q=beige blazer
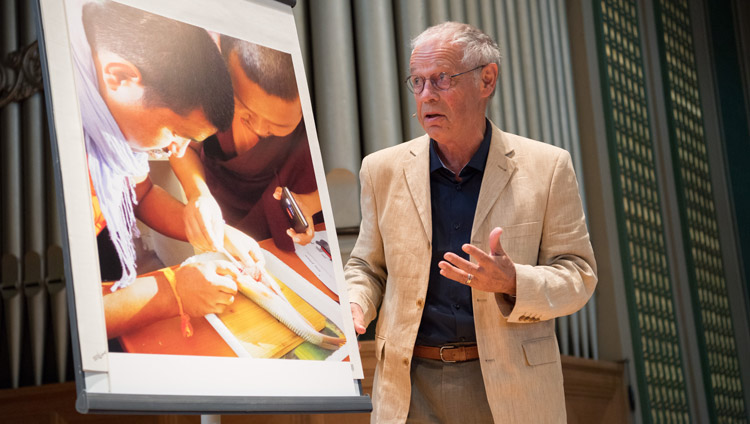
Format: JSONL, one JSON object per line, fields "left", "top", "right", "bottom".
{"left": 345, "top": 122, "right": 597, "bottom": 423}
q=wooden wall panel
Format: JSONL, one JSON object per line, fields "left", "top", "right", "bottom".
{"left": 0, "top": 342, "right": 627, "bottom": 424}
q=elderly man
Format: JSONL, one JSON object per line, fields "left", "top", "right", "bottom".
{"left": 346, "top": 22, "right": 597, "bottom": 423}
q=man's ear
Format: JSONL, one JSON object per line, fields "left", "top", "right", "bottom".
{"left": 102, "top": 62, "right": 141, "bottom": 90}
{"left": 480, "top": 63, "right": 499, "bottom": 97}
{"left": 97, "top": 53, "right": 145, "bottom": 104}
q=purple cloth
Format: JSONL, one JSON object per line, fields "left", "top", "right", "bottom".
{"left": 200, "top": 122, "right": 318, "bottom": 251}
{"left": 68, "top": 0, "right": 149, "bottom": 289}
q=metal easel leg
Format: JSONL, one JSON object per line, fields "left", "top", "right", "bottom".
{"left": 201, "top": 415, "right": 221, "bottom": 424}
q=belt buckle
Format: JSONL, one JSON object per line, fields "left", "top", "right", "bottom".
{"left": 439, "top": 345, "right": 457, "bottom": 363}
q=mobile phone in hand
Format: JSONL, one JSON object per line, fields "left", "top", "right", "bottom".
{"left": 280, "top": 187, "right": 309, "bottom": 234}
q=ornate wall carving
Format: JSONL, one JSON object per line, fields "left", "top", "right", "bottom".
{"left": 1, "top": 41, "right": 43, "bottom": 108}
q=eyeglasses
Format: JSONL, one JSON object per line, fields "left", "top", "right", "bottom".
{"left": 405, "top": 64, "right": 486, "bottom": 94}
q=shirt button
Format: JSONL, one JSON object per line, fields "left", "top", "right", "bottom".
{"left": 453, "top": 223, "right": 460, "bottom": 230}
{"left": 454, "top": 304, "right": 460, "bottom": 309}
{"left": 455, "top": 184, "right": 462, "bottom": 191}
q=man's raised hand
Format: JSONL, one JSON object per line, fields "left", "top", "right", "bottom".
{"left": 438, "top": 227, "right": 517, "bottom": 295}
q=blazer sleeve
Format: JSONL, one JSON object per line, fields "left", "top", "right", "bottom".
{"left": 344, "top": 156, "right": 387, "bottom": 327}
{"left": 497, "top": 149, "right": 598, "bottom": 323}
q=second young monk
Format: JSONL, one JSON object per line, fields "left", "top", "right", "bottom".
{"left": 171, "top": 36, "right": 322, "bottom": 253}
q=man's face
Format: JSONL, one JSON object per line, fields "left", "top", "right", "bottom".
{"left": 228, "top": 52, "right": 302, "bottom": 150}
{"left": 107, "top": 103, "right": 216, "bottom": 158}
{"left": 410, "top": 39, "right": 488, "bottom": 146}
{"left": 94, "top": 52, "right": 217, "bottom": 157}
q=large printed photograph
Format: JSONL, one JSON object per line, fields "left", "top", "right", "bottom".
{"left": 64, "top": 0, "right": 349, "bottom": 364}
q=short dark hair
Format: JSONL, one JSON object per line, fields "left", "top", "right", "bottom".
{"left": 82, "top": 1, "right": 234, "bottom": 131}
{"left": 220, "top": 36, "right": 299, "bottom": 101}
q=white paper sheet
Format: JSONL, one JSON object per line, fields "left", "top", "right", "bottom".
{"left": 294, "top": 230, "right": 337, "bottom": 295}
{"left": 205, "top": 248, "right": 346, "bottom": 359}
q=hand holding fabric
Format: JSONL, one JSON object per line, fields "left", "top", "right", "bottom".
{"left": 183, "top": 194, "right": 225, "bottom": 252}
{"left": 175, "top": 260, "right": 239, "bottom": 317}
{"left": 224, "top": 224, "right": 265, "bottom": 279}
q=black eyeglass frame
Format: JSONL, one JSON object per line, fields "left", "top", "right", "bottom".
{"left": 404, "top": 64, "right": 487, "bottom": 94}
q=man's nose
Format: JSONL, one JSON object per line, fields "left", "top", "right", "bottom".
{"left": 251, "top": 118, "right": 271, "bottom": 138}
{"left": 418, "top": 80, "right": 440, "bottom": 100}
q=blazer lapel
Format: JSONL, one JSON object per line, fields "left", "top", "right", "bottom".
{"left": 403, "top": 136, "right": 432, "bottom": 243}
{"left": 472, "top": 125, "right": 516, "bottom": 241}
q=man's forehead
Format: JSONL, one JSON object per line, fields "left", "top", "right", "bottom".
{"left": 409, "top": 41, "right": 463, "bottom": 72}
{"left": 177, "top": 108, "right": 216, "bottom": 141}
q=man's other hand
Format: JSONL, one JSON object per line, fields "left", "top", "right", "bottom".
{"left": 224, "top": 225, "right": 265, "bottom": 272}
{"left": 184, "top": 194, "right": 225, "bottom": 252}
{"left": 351, "top": 302, "right": 367, "bottom": 335}
{"left": 175, "top": 260, "right": 239, "bottom": 317}
{"left": 439, "top": 227, "right": 517, "bottom": 295}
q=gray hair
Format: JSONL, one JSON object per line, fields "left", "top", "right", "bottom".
{"left": 411, "top": 22, "right": 501, "bottom": 69}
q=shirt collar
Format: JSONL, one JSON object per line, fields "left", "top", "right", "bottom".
{"left": 429, "top": 118, "right": 492, "bottom": 175}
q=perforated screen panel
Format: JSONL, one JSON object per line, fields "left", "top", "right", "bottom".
{"left": 594, "top": 0, "right": 692, "bottom": 421}
{"left": 654, "top": 0, "right": 748, "bottom": 421}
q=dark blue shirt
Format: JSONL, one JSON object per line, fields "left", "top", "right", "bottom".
{"left": 415, "top": 119, "right": 492, "bottom": 347}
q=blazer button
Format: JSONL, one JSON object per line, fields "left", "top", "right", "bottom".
{"left": 402, "top": 357, "right": 410, "bottom": 366}
{"left": 416, "top": 298, "right": 424, "bottom": 308}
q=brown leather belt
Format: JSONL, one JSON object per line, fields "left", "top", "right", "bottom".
{"left": 413, "top": 344, "right": 479, "bottom": 363}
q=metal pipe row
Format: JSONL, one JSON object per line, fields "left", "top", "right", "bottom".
{"left": 1, "top": 0, "right": 67, "bottom": 389}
